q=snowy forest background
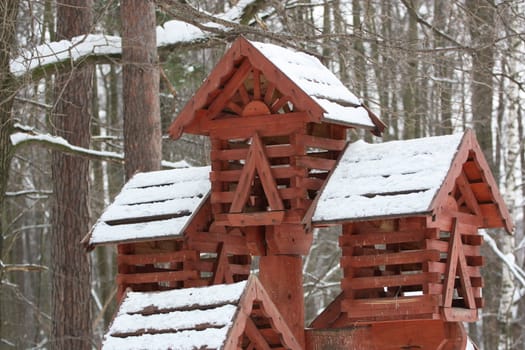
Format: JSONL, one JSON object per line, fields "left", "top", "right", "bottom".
{"left": 1, "top": 0, "right": 524, "bottom": 349}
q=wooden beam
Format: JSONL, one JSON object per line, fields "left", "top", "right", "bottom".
{"left": 227, "top": 211, "right": 285, "bottom": 226}
{"left": 207, "top": 59, "right": 252, "bottom": 118}
{"left": 212, "top": 242, "right": 234, "bottom": 284}
{"left": 342, "top": 249, "right": 440, "bottom": 268}
{"left": 342, "top": 294, "right": 440, "bottom": 320}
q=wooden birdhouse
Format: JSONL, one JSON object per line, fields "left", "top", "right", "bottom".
{"left": 308, "top": 130, "right": 512, "bottom": 349}
{"left": 86, "top": 37, "right": 512, "bottom": 350}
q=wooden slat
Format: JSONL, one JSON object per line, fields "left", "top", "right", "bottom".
{"left": 227, "top": 211, "right": 285, "bottom": 226}
{"left": 342, "top": 294, "right": 440, "bottom": 319}
{"left": 116, "top": 270, "right": 198, "bottom": 285}
{"left": 470, "top": 182, "right": 493, "bottom": 202}
{"left": 340, "top": 230, "right": 425, "bottom": 247}
{"left": 206, "top": 113, "right": 307, "bottom": 139}
{"left": 298, "top": 134, "right": 347, "bottom": 151}
{"left": 300, "top": 177, "right": 324, "bottom": 191}
{"left": 211, "top": 166, "right": 301, "bottom": 183}
{"left": 343, "top": 272, "right": 440, "bottom": 291}
{"left": 210, "top": 144, "right": 295, "bottom": 161}
{"left": 341, "top": 249, "right": 440, "bottom": 268}
{"left": 296, "top": 155, "right": 336, "bottom": 171}
{"left": 117, "top": 250, "right": 197, "bottom": 265}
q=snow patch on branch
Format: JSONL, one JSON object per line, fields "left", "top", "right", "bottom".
{"left": 10, "top": 131, "right": 188, "bottom": 169}
{"left": 10, "top": 0, "right": 260, "bottom": 77}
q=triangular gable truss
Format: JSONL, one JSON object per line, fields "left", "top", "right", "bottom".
{"left": 429, "top": 130, "right": 512, "bottom": 233}
{"left": 169, "top": 37, "right": 384, "bottom": 139}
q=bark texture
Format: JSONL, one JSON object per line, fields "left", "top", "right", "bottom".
{"left": 121, "top": 0, "right": 162, "bottom": 179}
{"left": 51, "top": 1, "right": 94, "bottom": 349}
{"left": 0, "top": 0, "right": 19, "bottom": 340}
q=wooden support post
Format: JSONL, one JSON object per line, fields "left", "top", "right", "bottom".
{"left": 258, "top": 255, "right": 305, "bottom": 349}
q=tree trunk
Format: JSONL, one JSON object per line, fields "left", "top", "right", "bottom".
{"left": 466, "top": 2, "right": 499, "bottom": 349}
{"left": 51, "top": 1, "right": 94, "bottom": 349}
{"left": 121, "top": 0, "right": 162, "bottom": 180}
{"left": 0, "top": 0, "right": 19, "bottom": 341}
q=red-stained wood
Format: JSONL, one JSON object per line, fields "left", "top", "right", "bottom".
{"left": 117, "top": 250, "right": 197, "bottom": 265}
{"left": 242, "top": 100, "right": 271, "bottom": 116}
{"left": 211, "top": 144, "right": 295, "bottom": 161}
{"left": 205, "top": 113, "right": 306, "bottom": 139}
{"left": 266, "top": 224, "right": 313, "bottom": 255}
{"left": 116, "top": 270, "right": 198, "bottom": 285}
{"left": 245, "top": 318, "right": 272, "bottom": 350}
{"left": 207, "top": 59, "right": 252, "bottom": 118}
{"left": 227, "top": 211, "right": 285, "bottom": 226}
{"left": 299, "top": 134, "right": 347, "bottom": 151}
{"left": 456, "top": 172, "right": 482, "bottom": 215}
{"left": 212, "top": 242, "right": 234, "bottom": 284}
{"left": 441, "top": 219, "right": 477, "bottom": 322}
{"left": 339, "top": 230, "right": 424, "bottom": 247}
{"left": 342, "top": 294, "right": 441, "bottom": 320}
{"left": 341, "top": 249, "right": 440, "bottom": 268}
{"left": 295, "top": 155, "right": 336, "bottom": 171}
{"left": 264, "top": 82, "right": 276, "bottom": 105}
{"left": 169, "top": 41, "right": 243, "bottom": 138}
{"left": 342, "top": 272, "right": 441, "bottom": 291}
{"left": 259, "top": 255, "right": 305, "bottom": 348}
{"left": 309, "top": 292, "right": 345, "bottom": 329}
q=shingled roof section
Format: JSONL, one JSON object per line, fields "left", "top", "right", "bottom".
{"left": 312, "top": 130, "right": 512, "bottom": 232}
{"left": 86, "top": 166, "right": 211, "bottom": 247}
{"left": 169, "top": 37, "right": 385, "bottom": 139}
{"left": 102, "top": 277, "right": 301, "bottom": 350}
{"left": 102, "top": 281, "right": 246, "bottom": 350}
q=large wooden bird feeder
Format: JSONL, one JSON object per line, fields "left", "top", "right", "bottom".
{"left": 85, "top": 37, "right": 511, "bottom": 350}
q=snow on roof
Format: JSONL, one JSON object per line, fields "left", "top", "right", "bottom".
{"left": 250, "top": 40, "right": 377, "bottom": 129}
{"left": 88, "top": 166, "right": 211, "bottom": 246}
{"left": 102, "top": 281, "right": 247, "bottom": 350}
{"left": 312, "top": 133, "right": 465, "bottom": 223}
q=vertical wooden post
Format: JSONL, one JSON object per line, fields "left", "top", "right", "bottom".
{"left": 259, "top": 255, "right": 305, "bottom": 348}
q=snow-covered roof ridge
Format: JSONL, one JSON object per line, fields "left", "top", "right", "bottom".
{"left": 249, "top": 40, "right": 361, "bottom": 107}
{"left": 249, "top": 40, "right": 383, "bottom": 131}
{"left": 86, "top": 166, "right": 211, "bottom": 247}
{"left": 312, "top": 132, "right": 466, "bottom": 223}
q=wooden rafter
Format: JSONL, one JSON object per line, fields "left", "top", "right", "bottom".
{"left": 456, "top": 172, "right": 482, "bottom": 216}
{"left": 207, "top": 59, "right": 252, "bottom": 119}
{"left": 212, "top": 242, "right": 234, "bottom": 285}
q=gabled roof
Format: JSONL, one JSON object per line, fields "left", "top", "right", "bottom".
{"left": 85, "top": 166, "right": 210, "bottom": 248}
{"left": 102, "top": 277, "right": 300, "bottom": 349}
{"left": 312, "top": 130, "right": 513, "bottom": 233}
{"left": 168, "top": 36, "right": 384, "bottom": 139}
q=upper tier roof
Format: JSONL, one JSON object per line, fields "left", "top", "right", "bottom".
{"left": 168, "top": 37, "right": 385, "bottom": 139}
{"left": 85, "top": 166, "right": 210, "bottom": 247}
{"left": 312, "top": 130, "right": 513, "bottom": 233}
